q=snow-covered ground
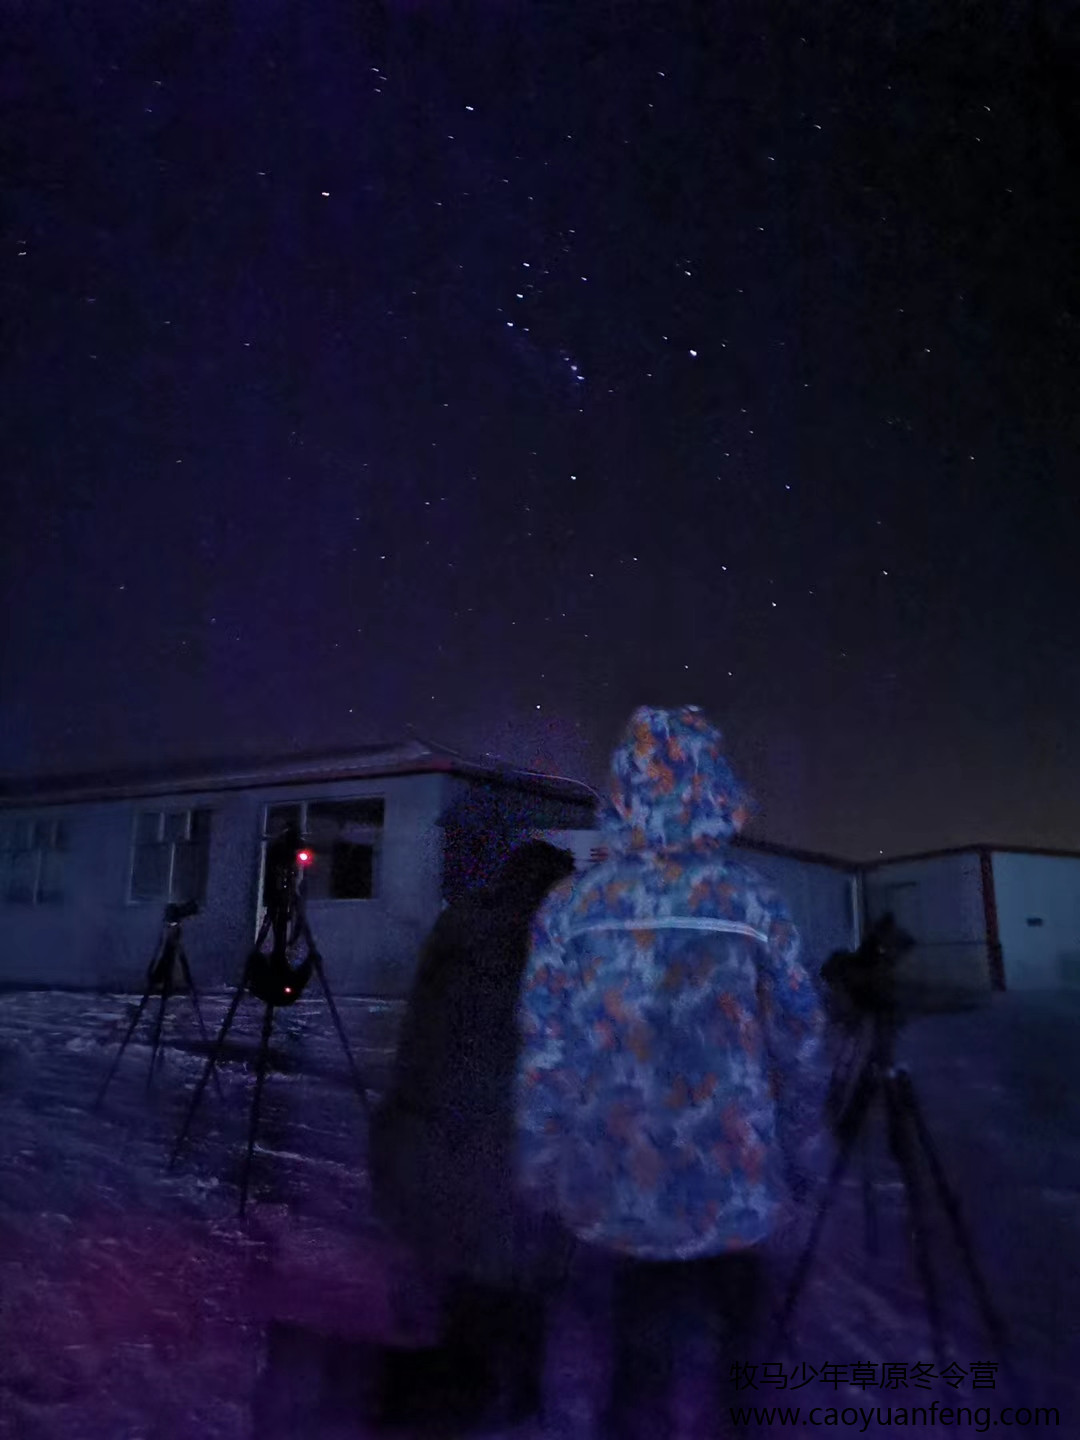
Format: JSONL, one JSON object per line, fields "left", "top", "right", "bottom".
{"left": 0, "top": 985, "right": 1077, "bottom": 1438}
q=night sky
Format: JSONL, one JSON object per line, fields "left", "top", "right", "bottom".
{"left": 4, "top": 0, "right": 1080, "bottom": 861}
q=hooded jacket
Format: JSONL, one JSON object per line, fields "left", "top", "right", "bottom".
{"left": 515, "top": 707, "right": 826, "bottom": 1261}
{"left": 371, "top": 841, "right": 577, "bottom": 1288}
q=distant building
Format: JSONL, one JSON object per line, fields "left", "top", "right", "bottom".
{"left": 864, "top": 846, "right": 1080, "bottom": 993}
{"left": 1, "top": 741, "right": 1075, "bottom": 994}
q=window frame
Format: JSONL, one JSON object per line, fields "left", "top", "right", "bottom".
{"left": 2, "top": 816, "right": 68, "bottom": 906}
{"left": 127, "top": 805, "right": 212, "bottom": 906}
{"left": 258, "top": 796, "right": 384, "bottom": 918}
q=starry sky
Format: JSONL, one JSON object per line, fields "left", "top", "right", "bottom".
{"left": 3, "top": 0, "right": 1080, "bottom": 861}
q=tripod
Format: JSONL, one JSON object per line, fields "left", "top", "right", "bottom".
{"left": 95, "top": 901, "right": 221, "bottom": 1108}
{"left": 169, "top": 827, "right": 373, "bottom": 1217}
{"left": 774, "top": 1009, "right": 1010, "bottom": 1373}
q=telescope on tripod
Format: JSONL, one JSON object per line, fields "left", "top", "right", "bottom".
{"left": 169, "top": 821, "right": 373, "bottom": 1215}
{"left": 95, "top": 899, "right": 221, "bottom": 1108}
{"left": 775, "top": 914, "right": 1012, "bottom": 1374}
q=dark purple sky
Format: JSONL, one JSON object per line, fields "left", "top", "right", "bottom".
{"left": 3, "top": 1, "right": 1080, "bottom": 860}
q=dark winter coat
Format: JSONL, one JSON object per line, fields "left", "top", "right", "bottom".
{"left": 370, "top": 841, "right": 576, "bottom": 1290}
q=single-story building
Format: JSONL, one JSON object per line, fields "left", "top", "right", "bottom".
{"left": 863, "top": 846, "right": 1080, "bottom": 994}
{"left": 0, "top": 739, "right": 596, "bottom": 993}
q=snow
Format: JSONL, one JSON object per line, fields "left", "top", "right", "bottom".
{"left": 1, "top": 986, "right": 1078, "bottom": 1438}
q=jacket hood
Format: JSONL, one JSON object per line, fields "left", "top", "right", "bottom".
{"left": 599, "top": 705, "right": 753, "bottom": 855}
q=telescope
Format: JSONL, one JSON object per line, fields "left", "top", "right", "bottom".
{"left": 248, "top": 822, "right": 317, "bottom": 1007}
{"left": 820, "top": 911, "right": 915, "bottom": 1028}
{"left": 777, "top": 910, "right": 1011, "bottom": 1378}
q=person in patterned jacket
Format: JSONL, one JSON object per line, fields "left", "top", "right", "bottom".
{"left": 515, "top": 705, "right": 827, "bottom": 1438}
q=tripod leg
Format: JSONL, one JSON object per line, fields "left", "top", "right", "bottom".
{"left": 170, "top": 969, "right": 248, "bottom": 1170}
{"left": 309, "top": 947, "right": 371, "bottom": 1114}
{"left": 239, "top": 1002, "right": 275, "bottom": 1218}
{"left": 834, "top": 1029, "right": 862, "bottom": 1099}
{"left": 882, "top": 1070, "right": 948, "bottom": 1370}
{"left": 147, "top": 953, "right": 175, "bottom": 1088}
{"left": 95, "top": 987, "right": 155, "bottom": 1109}
{"left": 861, "top": 1127, "right": 880, "bottom": 1258}
{"left": 894, "top": 1068, "right": 1011, "bottom": 1361}
{"left": 178, "top": 948, "right": 225, "bottom": 1102}
{"left": 772, "top": 1061, "right": 880, "bottom": 1348}
{"left": 826, "top": 1025, "right": 868, "bottom": 1139}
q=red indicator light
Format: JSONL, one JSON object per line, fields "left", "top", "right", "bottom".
{"left": 296, "top": 849, "right": 313, "bottom": 868}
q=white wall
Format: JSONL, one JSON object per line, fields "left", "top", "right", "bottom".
{"left": 863, "top": 851, "right": 993, "bottom": 994}
{"left": 992, "top": 852, "right": 1080, "bottom": 990}
{"left": 0, "top": 773, "right": 449, "bottom": 994}
{"left": 0, "top": 799, "right": 164, "bottom": 989}
{"left": 1, "top": 771, "right": 597, "bottom": 995}
{"left": 737, "top": 849, "right": 858, "bottom": 973}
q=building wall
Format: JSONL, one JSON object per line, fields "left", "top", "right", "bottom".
{"left": 862, "top": 851, "right": 993, "bottom": 995}
{"left": 992, "top": 852, "right": 1080, "bottom": 989}
{"left": 0, "top": 798, "right": 165, "bottom": 990}
{"left": 738, "top": 849, "right": 858, "bottom": 973}
{"left": 0, "top": 772, "right": 450, "bottom": 995}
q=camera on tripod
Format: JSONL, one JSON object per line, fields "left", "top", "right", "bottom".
{"left": 98, "top": 890, "right": 221, "bottom": 1109}
{"left": 820, "top": 912, "right": 916, "bottom": 1030}
{"left": 148, "top": 900, "right": 202, "bottom": 987}
{"left": 777, "top": 909, "right": 1011, "bottom": 1372}
{"left": 164, "top": 899, "right": 200, "bottom": 925}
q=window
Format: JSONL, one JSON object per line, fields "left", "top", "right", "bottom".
{"left": 130, "top": 808, "right": 211, "bottom": 904}
{"left": 3, "top": 817, "right": 68, "bottom": 905}
{"left": 263, "top": 797, "right": 384, "bottom": 902}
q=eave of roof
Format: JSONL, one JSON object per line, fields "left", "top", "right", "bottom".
{"left": 863, "top": 842, "right": 1080, "bottom": 868}
{"left": 732, "top": 833, "right": 861, "bottom": 872}
{"left": 8, "top": 748, "right": 1070, "bottom": 872}
{"left": 0, "top": 737, "right": 599, "bottom": 809}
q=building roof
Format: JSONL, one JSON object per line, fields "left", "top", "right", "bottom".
{"left": 13, "top": 747, "right": 1066, "bottom": 873}
{"left": 0, "top": 737, "right": 600, "bottom": 809}
{"left": 0, "top": 743, "right": 868, "bottom": 871}
{"left": 732, "top": 833, "right": 861, "bottom": 872}
{"left": 863, "top": 843, "right": 1080, "bottom": 868}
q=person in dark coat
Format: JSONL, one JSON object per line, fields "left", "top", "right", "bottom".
{"left": 370, "top": 838, "right": 577, "bottom": 1429}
